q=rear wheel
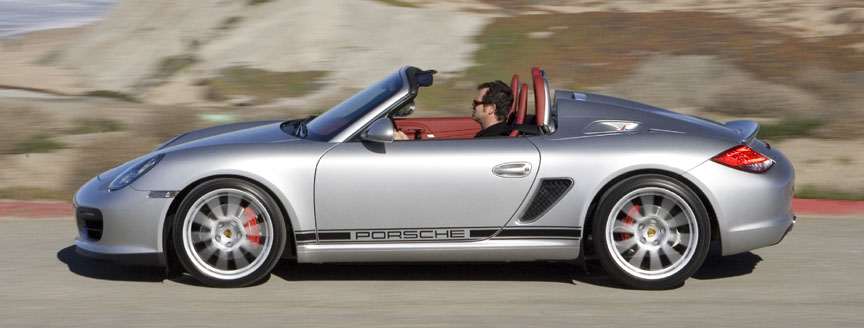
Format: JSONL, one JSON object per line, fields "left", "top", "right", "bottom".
{"left": 173, "top": 178, "right": 286, "bottom": 287}
{"left": 593, "top": 175, "right": 710, "bottom": 289}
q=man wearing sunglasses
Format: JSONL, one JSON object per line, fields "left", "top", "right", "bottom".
{"left": 471, "top": 80, "right": 513, "bottom": 138}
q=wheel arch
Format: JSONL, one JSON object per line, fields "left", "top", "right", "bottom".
{"left": 161, "top": 174, "right": 297, "bottom": 270}
{"left": 581, "top": 169, "right": 720, "bottom": 257}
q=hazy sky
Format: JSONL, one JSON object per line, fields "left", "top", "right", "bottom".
{"left": 0, "top": 0, "right": 117, "bottom": 38}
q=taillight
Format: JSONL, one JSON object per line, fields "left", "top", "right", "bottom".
{"left": 712, "top": 146, "right": 774, "bottom": 173}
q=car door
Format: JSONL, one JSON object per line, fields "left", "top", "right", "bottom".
{"left": 314, "top": 137, "right": 539, "bottom": 242}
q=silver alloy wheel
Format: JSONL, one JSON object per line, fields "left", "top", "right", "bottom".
{"left": 181, "top": 188, "right": 274, "bottom": 281}
{"left": 604, "top": 187, "right": 698, "bottom": 280}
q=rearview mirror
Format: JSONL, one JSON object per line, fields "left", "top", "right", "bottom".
{"left": 360, "top": 118, "right": 394, "bottom": 143}
{"left": 393, "top": 102, "right": 415, "bottom": 118}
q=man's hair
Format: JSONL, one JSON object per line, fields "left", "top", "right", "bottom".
{"left": 478, "top": 80, "right": 513, "bottom": 122}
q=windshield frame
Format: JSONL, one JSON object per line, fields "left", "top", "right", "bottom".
{"left": 300, "top": 68, "right": 411, "bottom": 142}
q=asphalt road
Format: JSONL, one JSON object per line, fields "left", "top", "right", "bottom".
{"left": 1, "top": 215, "right": 862, "bottom": 327}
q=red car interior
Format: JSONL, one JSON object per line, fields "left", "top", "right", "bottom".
{"left": 509, "top": 74, "right": 519, "bottom": 117}
{"left": 394, "top": 117, "right": 481, "bottom": 140}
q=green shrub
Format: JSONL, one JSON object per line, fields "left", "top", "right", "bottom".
{"left": 219, "top": 16, "right": 243, "bottom": 30}
{"left": 247, "top": 0, "right": 275, "bottom": 5}
{"left": 16, "top": 135, "right": 66, "bottom": 154}
{"left": 82, "top": 90, "right": 139, "bottom": 102}
{"left": 155, "top": 55, "right": 199, "bottom": 79}
{"left": 371, "top": 0, "right": 418, "bottom": 8}
{"left": 0, "top": 187, "right": 72, "bottom": 201}
{"left": 795, "top": 185, "right": 864, "bottom": 201}
{"left": 758, "top": 118, "right": 825, "bottom": 141}
{"left": 206, "top": 68, "right": 326, "bottom": 104}
{"left": 0, "top": 104, "right": 51, "bottom": 154}
{"left": 69, "top": 118, "right": 126, "bottom": 134}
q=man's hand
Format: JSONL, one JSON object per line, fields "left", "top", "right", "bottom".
{"left": 394, "top": 130, "right": 410, "bottom": 140}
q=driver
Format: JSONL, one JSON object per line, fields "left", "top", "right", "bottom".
{"left": 471, "top": 80, "right": 513, "bottom": 137}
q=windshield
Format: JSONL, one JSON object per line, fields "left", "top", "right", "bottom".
{"left": 303, "top": 71, "right": 404, "bottom": 141}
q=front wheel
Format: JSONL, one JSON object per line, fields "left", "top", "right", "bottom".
{"left": 593, "top": 175, "right": 710, "bottom": 289}
{"left": 173, "top": 178, "right": 286, "bottom": 287}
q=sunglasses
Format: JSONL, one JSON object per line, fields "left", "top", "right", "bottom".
{"left": 472, "top": 100, "right": 488, "bottom": 107}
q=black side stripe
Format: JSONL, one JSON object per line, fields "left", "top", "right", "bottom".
{"left": 494, "top": 229, "right": 581, "bottom": 239}
{"left": 318, "top": 232, "right": 351, "bottom": 240}
{"left": 295, "top": 233, "right": 316, "bottom": 242}
{"left": 469, "top": 229, "right": 497, "bottom": 238}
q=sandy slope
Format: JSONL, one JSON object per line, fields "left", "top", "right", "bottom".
{"left": 3, "top": 0, "right": 863, "bottom": 105}
{"left": 528, "top": 0, "right": 864, "bottom": 38}
{"left": 44, "top": 0, "right": 489, "bottom": 106}
{"left": 0, "top": 28, "right": 88, "bottom": 95}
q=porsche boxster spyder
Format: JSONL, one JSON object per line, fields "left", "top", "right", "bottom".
{"left": 74, "top": 66, "right": 795, "bottom": 289}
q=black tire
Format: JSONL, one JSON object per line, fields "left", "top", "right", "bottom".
{"left": 173, "top": 178, "right": 286, "bottom": 287}
{"left": 593, "top": 174, "right": 710, "bottom": 289}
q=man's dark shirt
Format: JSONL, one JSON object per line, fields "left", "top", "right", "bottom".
{"left": 474, "top": 121, "right": 510, "bottom": 138}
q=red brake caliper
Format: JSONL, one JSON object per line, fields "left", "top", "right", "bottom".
{"left": 242, "top": 207, "right": 260, "bottom": 247}
{"left": 622, "top": 205, "right": 639, "bottom": 241}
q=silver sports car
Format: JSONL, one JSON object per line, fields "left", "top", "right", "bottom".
{"left": 74, "top": 66, "right": 795, "bottom": 289}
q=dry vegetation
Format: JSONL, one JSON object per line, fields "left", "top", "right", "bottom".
{"left": 415, "top": 11, "right": 864, "bottom": 140}
{"left": 0, "top": 104, "right": 64, "bottom": 154}
{"left": 0, "top": 100, "right": 217, "bottom": 199}
{"left": 204, "top": 69, "right": 327, "bottom": 105}
{"left": 65, "top": 134, "right": 161, "bottom": 191}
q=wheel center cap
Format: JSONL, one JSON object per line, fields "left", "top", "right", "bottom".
{"left": 223, "top": 229, "right": 233, "bottom": 239}
{"left": 647, "top": 227, "right": 657, "bottom": 238}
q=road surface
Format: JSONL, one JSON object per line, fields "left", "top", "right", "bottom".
{"left": 1, "top": 215, "right": 861, "bottom": 327}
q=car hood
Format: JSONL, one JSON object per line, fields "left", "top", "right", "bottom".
{"left": 97, "top": 120, "right": 302, "bottom": 183}
{"left": 156, "top": 120, "right": 299, "bottom": 151}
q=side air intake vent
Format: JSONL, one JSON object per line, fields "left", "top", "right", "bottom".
{"left": 520, "top": 179, "right": 573, "bottom": 223}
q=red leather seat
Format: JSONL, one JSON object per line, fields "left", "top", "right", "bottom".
{"left": 508, "top": 74, "right": 519, "bottom": 118}
{"left": 531, "top": 66, "right": 552, "bottom": 134}
{"left": 509, "top": 84, "right": 528, "bottom": 137}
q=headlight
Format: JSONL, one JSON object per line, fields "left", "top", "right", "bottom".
{"left": 109, "top": 154, "right": 164, "bottom": 191}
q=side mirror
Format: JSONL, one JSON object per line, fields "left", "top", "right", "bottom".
{"left": 360, "top": 117, "right": 394, "bottom": 143}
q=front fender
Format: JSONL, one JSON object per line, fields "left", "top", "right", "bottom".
{"left": 130, "top": 142, "right": 334, "bottom": 233}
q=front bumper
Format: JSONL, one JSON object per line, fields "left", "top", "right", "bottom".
{"left": 73, "top": 176, "right": 175, "bottom": 267}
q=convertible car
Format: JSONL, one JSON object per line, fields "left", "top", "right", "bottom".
{"left": 74, "top": 66, "right": 795, "bottom": 289}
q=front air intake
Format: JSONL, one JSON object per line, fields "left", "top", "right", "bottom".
{"left": 76, "top": 207, "right": 103, "bottom": 241}
{"left": 520, "top": 178, "right": 573, "bottom": 223}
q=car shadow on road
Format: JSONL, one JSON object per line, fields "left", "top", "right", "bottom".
{"left": 271, "top": 243, "right": 762, "bottom": 288}
{"left": 56, "top": 242, "right": 763, "bottom": 287}
{"left": 692, "top": 243, "right": 763, "bottom": 280}
{"left": 271, "top": 260, "right": 620, "bottom": 288}
{"left": 57, "top": 246, "right": 166, "bottom": 282}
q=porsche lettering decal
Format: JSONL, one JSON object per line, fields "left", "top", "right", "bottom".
{"left": 354, "top": 229, "right": 466, "bottom": 240}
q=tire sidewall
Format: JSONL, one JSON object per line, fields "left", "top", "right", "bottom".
{"left": 173, "top": 178, "right": 287, "bottom": 287}
{"left": 593, "top": 174, "right": 710, "bottom": 290}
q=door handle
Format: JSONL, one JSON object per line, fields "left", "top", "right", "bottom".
{"left": 492, "top": 162, "right": 531, "bottom": 178}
